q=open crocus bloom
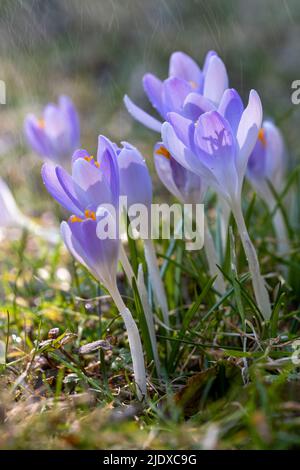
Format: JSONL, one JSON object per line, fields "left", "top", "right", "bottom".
{"left": 124, "top": 50, "right": 228, "bottom": 132}
{"left": 41, "top": 135, "right": 120, "bottom": 288}
{"left": 154, "top": 142, "right": 207, "bottom": 204}
{"left": 25, "top": 95, "right": 80, "bottom": 166}
{"left": 247, "top": 120, "right": 285, "bottom": 202}
{"left": 162, "top": 88, "right": 263, "bottom": 207}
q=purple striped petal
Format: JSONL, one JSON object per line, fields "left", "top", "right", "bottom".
{"left": 167, "top": 112, "right": 195, "bottom": 148}
{"left": 162, "top": 77, "right": 192, "bottom": 114}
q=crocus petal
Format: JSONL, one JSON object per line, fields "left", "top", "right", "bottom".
{"left": 161, "top": 122, "right": 211, "bottom": 181}
{"left": 153, "top": 143, "right": 183, "bottom": 202}
{"left": 236, "top": 90, "right": 263, "bottom": 180}
{"left": 24, "top": 115, "right": 51, "bottom": 158}
{"left": 61, "top": 221, "right": 91, "bottom": 273}
{"left": 194, "top": 111, "right": 238, "bottom": 199}
{"left": 202, "top": 50, "right": 217, "bottom": 76}
{"left": 118, "top": 143, "right": 152, "bottom": 209}
{"left": 162, "top": 77, "right": 192, "bottom": 114}
{"left": 72, "top": 158, "right": 112, "bottom": 209}
{"left": 168, "top": 51, "right": 203, "bottom": 89}
{"left": 72, "top": 149, "right": 90, "bottom": 164}
{"left": 59, "top": 95, "right": 80, "bottom": 149}
{"left": 203, "top": 55, "right": 229, "bottom": 104}
{"left": 143, "top": 73, "right": 164, "bottom": 117}
{"left": 183, "top": 92, "right": 215, "bottom": 121}
{"left": 97, "top": 135, "right": 120, "bottom": 206}
{"left": 264, "top": 121, "right": 285, "bottom": 186}
{"left": 218, "top": 88, "right": 244, "bottom": 134}
{"left": 167, "top": 112, "right": 195, "bottom": 148}
{"left": 41, "top": 163, "right": 83, "bottom": 216}
{"left": 123, "top": 95, "right": 162, "bottom": 132}
{"left": 0, "top": 178, "right": 23, "bottom": 227}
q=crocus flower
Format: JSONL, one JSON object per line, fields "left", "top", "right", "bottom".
{"left": 24, "top": 95, "right": 80, "bottom": 167}
{"left": 41, "top": 135, "right": 146, "bottom": 399}
{"left": 247, "top": 121, "right": 285, "bottom": 202}
{"left": 124, "top": 50, "right": 228, "bottom": 132}
{"left": 0, "top": 177, "right": 59, "bottom": 244}
{"left": 247, "top": 120, "right": 289, "bottom": 257}
{"left": 162, "top": 88, "right": 272, "bottom": 320}
{"left": 153, "top": 143, "right": 226, "bottom": 294}
{"left": 116, "top": 142, "right": 170, "bottom": 328}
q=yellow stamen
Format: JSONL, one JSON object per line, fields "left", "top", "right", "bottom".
{"left": 258, "top": 128, "right": 267, "bottom": 147}
{"left": 84, "top": 154, "right": 100, "bottom": 168}
{"left": 155, "top": 145, "right": 171, "bottom": 160}
{"left": 70, "top": 215, "right": 83, "bottom": 223}
{"left": 84, "top": 209, "right": 96, "bottom": 221}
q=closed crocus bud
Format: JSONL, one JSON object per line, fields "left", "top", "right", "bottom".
{"left": 124, "top": 50, "right": 228, "bottom": 132}
{"left": 247, "top": 121, "right": 285, "bottom": 201}
{"left": 24, "top": 95, "right": 80, "bottom": 167}
{"left": 154, "top": 142, "right": 207, "bottom": 204}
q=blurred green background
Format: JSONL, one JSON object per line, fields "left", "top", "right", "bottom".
{"left": 0, "top": 0, "right": 300, "bottom": 215}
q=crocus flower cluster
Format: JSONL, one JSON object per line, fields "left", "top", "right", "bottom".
{"left": 21, "top": 49, "right": 289, "bottom": 399}
{"left": 25, "top": 95, "right": 80, "bottom": 167}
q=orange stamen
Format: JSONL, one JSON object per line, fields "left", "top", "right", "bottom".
{"left": 70, "top": 215, "right": 83, "bottom": 223}
{"left": 84, "top": 209, "right": 96, "bottom": 221}
{"left": 155, "top": 145, "right": 171, "bottom": 160}
{"left": 258, "top": 128, "right": 267, "bottom": 147}
{"left": 37, "top": 118, "right": 45, "bottom": 129}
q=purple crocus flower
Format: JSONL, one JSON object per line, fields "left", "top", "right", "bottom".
{"left": 153, "top": 142, "right": 207, "bottom": 204}
{"left": 161, "top": 88, "right": 263, "bottom": 206}
{"left": 41, "top": 135, "right": 120, "bottom": 288}
{"left": 247, "top": 120, "right": 285, "bottom": 201}
{"left": 41, "top": 135, "right": 147, "bottom": 399}
{"left": 247, "top": 121, "right": 289, "bottom": 259}
{"left": 25, "top": 95, "right": 80, "bottom": 166}
{"left": 162, "top": 88, "right": 272, "bottom": 319}
{"left": 124, "top": 50, "right": 228, "bottom": 132}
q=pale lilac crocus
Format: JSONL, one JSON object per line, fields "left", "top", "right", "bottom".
{"left": 41, "top": 135, "right": 146, "bottom": 399}
{"left": 247, "top": 120, "right": 289, "bottom": 257}
{"left": 24, "top": 95, "right": 80, "bottom": 167}
{"left": 154, "top": 143, "right": 225, "bottom": 294}
{"left": 117, "top": 142, "right": 170, "bottom": 328}
{"left": 162, "top": 88, "right": 272, "bottom": 320}
{"left": 124, "top": 50, "right": 228, "bottom": 132}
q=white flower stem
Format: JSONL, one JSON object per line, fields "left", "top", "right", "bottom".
{"left": 143, "top": 238, "right": 169, "bottom": 329}
{"left": 231, "top": 202, "right": 272, "bottom": 320}
{"left": 119, "top": 244, "right": 161, "bottom": 375}
{"left": 119, "top": 243, "right": 135, "bottom": 286}
{"left": 109, "top": 282, "right": 147, "bottom": 400}
{"left": 137, "top": 264, "right": 161, "bottom": 375}
{"left": 203, "top": 217, "right": 226, "bottom": 295}
{"left": 218, "top": 196, "right": 231, "bottom": 251}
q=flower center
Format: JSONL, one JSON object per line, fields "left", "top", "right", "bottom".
{"left": 38, "top": 118, "right": 45, "bottom": 129}
{"left": 84, "top": 155, "right": 100, "bottom": 168}
{"left": 155, "top": 145, "right": 171, "bottom": 160}
{"left": 189, "top": 80, "right": 198, "bottom": 90}
{"left": 258, "top": 128, "right": 267, "bottom": 147}
{"left": 70, "top": 209, "right": 96, "bottom": 224}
